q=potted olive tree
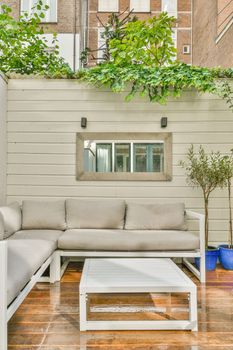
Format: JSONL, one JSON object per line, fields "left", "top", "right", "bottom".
{"left": 219, "top": 151, "right": 233, "bottom": 269}
{"left": 180, "top": 145, "right": 227, "bottom": 271}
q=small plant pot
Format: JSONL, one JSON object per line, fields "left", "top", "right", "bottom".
{"left": 195, "top": 247, "right": 219, "bottom": 271}
{"left": 219, "top": 245, "right": 233, "bottom": 270}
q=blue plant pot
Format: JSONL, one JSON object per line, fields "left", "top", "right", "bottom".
{"left": 195, "top": 248, "right": 219, "bottom": 271}
{"left": 219, "top": 245, "right": 233, "bottom": 270}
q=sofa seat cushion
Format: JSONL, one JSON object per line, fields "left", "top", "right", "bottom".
{"left": 22, "top": 200, "right": 66, "bottom": 230}
{"left": 7, "top": 239, "right": 55, "bottom": 306}
{"left": 58, "top": 229, "right": 199, "bottom": 251}
{"left": 8, "top": 230, "right": 63, "bottom": 248}
{"left": 66, "top": 199, "right": 126, "bottom": 229}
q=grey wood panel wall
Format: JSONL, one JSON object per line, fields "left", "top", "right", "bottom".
{"left": 7, "top": 79, "right": 233, "bottom": 244}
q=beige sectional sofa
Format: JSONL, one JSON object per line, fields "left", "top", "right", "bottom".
{"left": 0, "top": 199, "right": 205, "bottom": 350}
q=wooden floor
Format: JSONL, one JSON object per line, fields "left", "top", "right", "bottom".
{"left": 8, "top": 262, "right": 233, "bottom": 350}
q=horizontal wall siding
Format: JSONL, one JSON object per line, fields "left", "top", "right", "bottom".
{"left": 7, "top": 79, "right": 233, "bottom": 244}
{"left": 0, "top": 74, "right": 7, "bottom": 205}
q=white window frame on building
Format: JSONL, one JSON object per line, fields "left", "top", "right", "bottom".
{"left": 20, "top": 0, "right": 57, "bottom": 23}
{"left": 130, "top": 0, "right": 150, "bottom": 13}
{"left": 98, "top": 0, "right": 119, "bottom": 12}
{"left": 172, "top": 29, "right": 177, "bottom": 49}
{"left": 162, "top": 0, "right": 177, "bottom": 17}
{"left": 86, "top": 141, "right": 165, "bottom": 174}
{"left": 97, "top": 27, "right": 106, "bottom": 61}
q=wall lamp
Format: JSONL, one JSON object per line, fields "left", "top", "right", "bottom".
{"left": 81, "top": 117, "right": 87, "bottom": 128}
{"left": 161, "top": 117, "right": 167, "bottom": 128}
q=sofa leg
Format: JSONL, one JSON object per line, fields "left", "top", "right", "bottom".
{"left": 50, "top": 251, "right": 61, "bottom": 283}
{"left": 0, "top": 241, "right": 8, "bottom": 350}
{"left": 200, "top": 254, "right": 206, "bottom": 284}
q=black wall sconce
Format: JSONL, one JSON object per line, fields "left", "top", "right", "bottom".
{"left": 160, "top": 117, "right": 167, "bottom": 128}
{"left": 81, "top": 117, "right": 87, "bottom": 128}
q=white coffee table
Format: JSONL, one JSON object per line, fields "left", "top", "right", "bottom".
{"left": 79, "top": 258, "right": 198, "bottom": 331}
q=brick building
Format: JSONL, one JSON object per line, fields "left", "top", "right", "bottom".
{"left": 1, "top": 1, "right": 232, "bottom": 69}
{"left": 87, "top": 0, "right": 192, "bottom": 65}
{"left": 192, "top": 0, "right": 233, "bottom": 67}
{"left": 0, "top": 0, "right": 82, "bottom": 70}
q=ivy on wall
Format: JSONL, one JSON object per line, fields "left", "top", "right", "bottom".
{"left": 1, "top": 4, "right": 233, "bottom": 110}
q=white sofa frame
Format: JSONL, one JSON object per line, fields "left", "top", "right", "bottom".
{"left": 0, "top": 210, "right": 205, "bottom": 350}
{"left": 0, "top": 242, "right": 58, "bottom": 350}
{"left": 52, "top": 210, "right": 206, "bottom": 284}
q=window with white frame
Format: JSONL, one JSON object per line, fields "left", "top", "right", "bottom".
{"left": 97, "top": 27, "right": 106, "bottom": 61}
{"left": 171, "top": 28, "right": 177, "bottom": 60}
{"left": 84, "top": 141, "right": 164, "bottom": 173}
{"left": 20, "top": 0, "right": 57, "bottom": 22}
{"left": 162, "top": 0, "right": 177, "bottom": 17}
{"left": 130, "top": 0, "right": 150, "bottom": 12}
{"left": 98, "top": 0, "right": 119, "bottom": 12}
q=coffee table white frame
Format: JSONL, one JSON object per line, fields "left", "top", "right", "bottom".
{"left": 79, "top": 258, "right": 198, "bottom": 332}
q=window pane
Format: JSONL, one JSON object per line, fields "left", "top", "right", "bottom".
{"left": 96, "top": 144, "right": 112, "bottom": 172}
{"left": 152, "top": 143, "right": 164, "bottom": 172}
{"left": 84, "top": 148, "right": 95, "bottom": 172}
{"left": 98, "top": 27, "right": 106, "bottom": 60}
{"left": 130, "top": 0, "right": 150, "bottom": 12}
{"left": 21, "top": 0, "right": 30, "bottom": 13}
{"left": 134, "top": 144, "right": 148, "bottom": 172}
{"left": 162, "top": 0, "right": 177, "bottom": 16}
{"left": 21, "top": 0, "right": 57, "bottom": 22}
{"left": 134, "top": 143, "right": 164, "bottom": 172}
{"left": 98, "top": 0, "right": 119, "bottom": 12}
{"left": 115, "top": 144, "right": 130, "bottom": 172}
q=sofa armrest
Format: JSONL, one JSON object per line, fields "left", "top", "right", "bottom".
{"left": 0, "top": 213, "right": 4, "bottom": 240}
{"left": 0, "top": 202, "right": 21, "bottom": 239}
{"left": 186, "top": 210, "right": 205, "bottom": 252}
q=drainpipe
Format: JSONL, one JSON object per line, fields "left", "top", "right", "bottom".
{"left": 191, "top": 0, "right": 193, "bottom": 65}
{"left": 80, "top": 0, "right": 88, "bottom": 68}
{"left": 73, "top": 0, "right": 77, "bottom": 71}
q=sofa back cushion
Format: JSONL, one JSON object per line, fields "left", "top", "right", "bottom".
{"left": 0, "top": 202, "right": 22, "bottom": 239}
{"left": 125, "top": 202, "right": 187, "bottom": 230}
{"left": 66, "top": 199, "right": 126, "bottom": 229}
{"left": 22, "top": 200, "right": 66, "bottom": 230}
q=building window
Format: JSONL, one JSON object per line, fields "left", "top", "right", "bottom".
{"left": 97, "top": 27, "right": 106, "bottom": 61}
{"left": 130, "top": 0, "right": 150, "bottom": 12}
{"left": 162, "top": 0, "right": 177, "bottom": 17}
{"left": 20, "top": 0, "right": 57, "bottom": 22}
{"left": 171, "top": 29, "right": 177, "bottom": 60}
{"left": 84, "top": 141, "right": 164, "bottom": 173}
{"left": 98, "top": 0, "right": 119, "bottom": 12}
{"left": 78, "top": 132, "right": 172, "bottom": 181}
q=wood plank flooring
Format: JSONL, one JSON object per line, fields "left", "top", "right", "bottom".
{"left": 8, "top": 262, "right": 233, "bottom": 350}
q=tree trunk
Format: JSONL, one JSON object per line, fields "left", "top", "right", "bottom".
{"left": 228, "top": 178, "right": 233, "bottom": 249}
{"left": 204, "top": 196, "right": 209, "bottom": 250}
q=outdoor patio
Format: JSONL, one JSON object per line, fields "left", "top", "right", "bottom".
{"left": 8, "top": 263, "right": 233, "bottom": 349}
{"left": 1, "top": 3, "right": 233, "bottom": 349}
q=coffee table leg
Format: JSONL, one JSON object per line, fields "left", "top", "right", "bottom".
{"left": 80, "top": 293, "right": 87, "bottom": 331}
{"left": 189, "top": 290, "right": 198, "bottom": 331}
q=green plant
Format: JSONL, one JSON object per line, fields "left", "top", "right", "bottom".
{"left": 109, "top": 12, "right": 176, "bottom": 67}
{"left": 180, "top": 145, "right": 228, "bottom": 250}
{"left": 0, "top": 2, "right": 72, "bottom": 76}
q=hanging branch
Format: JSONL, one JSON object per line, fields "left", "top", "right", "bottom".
{"left": 81, "top": 9, "right": 138, "bottom": 66}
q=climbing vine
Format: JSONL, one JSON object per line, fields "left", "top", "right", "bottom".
{"left": 1, "top": 4, "right": 233, "bottom": 110}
